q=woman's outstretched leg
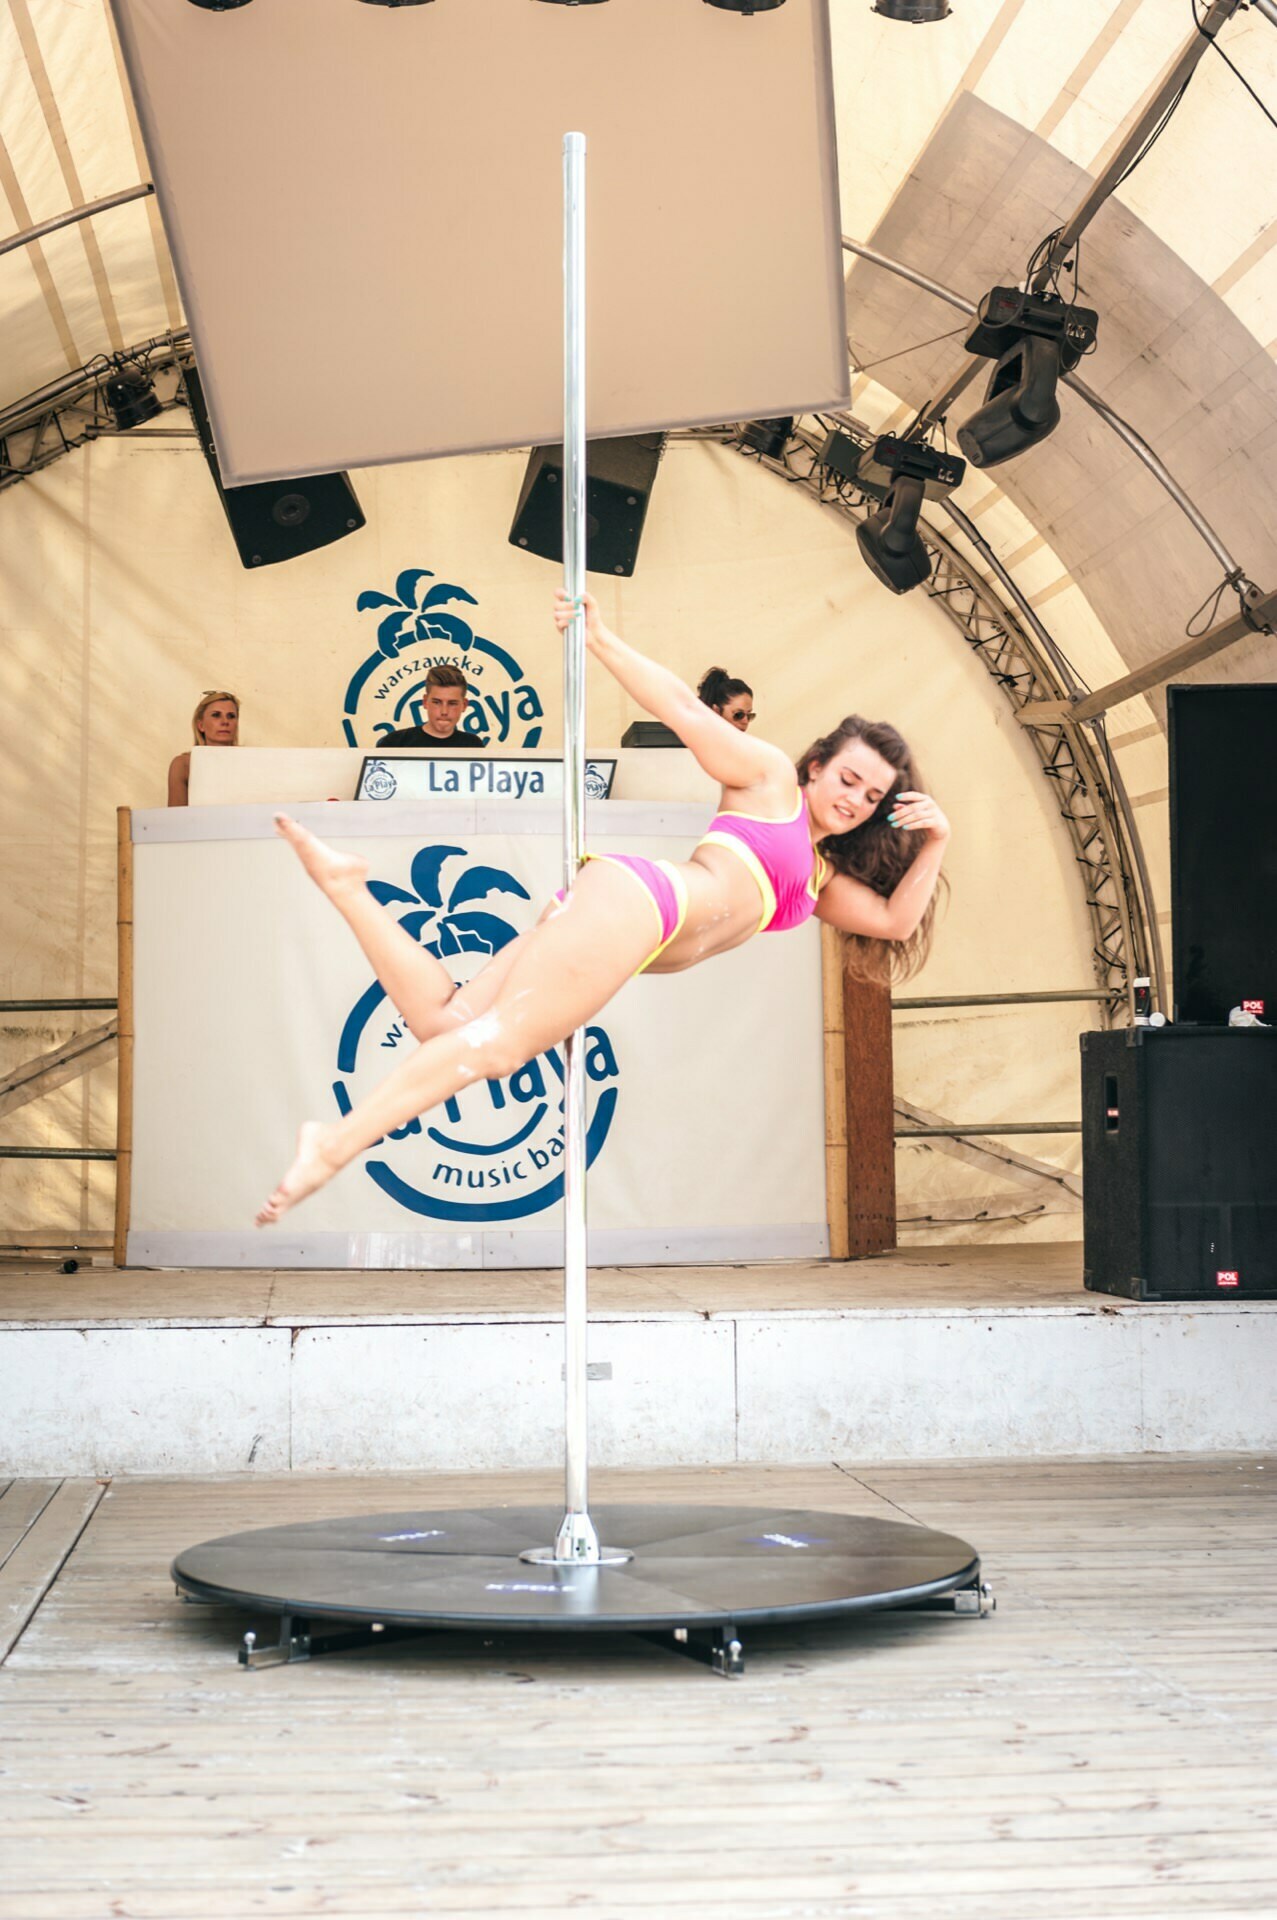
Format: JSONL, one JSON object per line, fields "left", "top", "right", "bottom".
{"left": 275, "top": 814, "right": 527, "bottom": 1040}
{"left": 256, "top": 860, "right": 658, "bottom": 1225}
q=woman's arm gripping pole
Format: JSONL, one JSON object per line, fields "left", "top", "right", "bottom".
{"left": 553, "top": 589, "right": 791, "bottom": 796}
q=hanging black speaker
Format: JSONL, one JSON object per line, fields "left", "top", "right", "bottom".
{"left": 183, "top": 367, "right": 365, "bottom": 569}
{"left": 509, "top": 435, "right": 665, "bottom": 577}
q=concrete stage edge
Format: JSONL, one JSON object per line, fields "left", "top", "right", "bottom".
{"left": 5, "top": 1248, "right": 1276, "bottom": 1474}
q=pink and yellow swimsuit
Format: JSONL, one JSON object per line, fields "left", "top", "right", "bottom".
{"left": 590, "top": 789, "right": 829, "bottom": 972}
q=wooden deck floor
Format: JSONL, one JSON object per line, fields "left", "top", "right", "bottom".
{"left": 0, "top": 1242, "right": 1089, "bottom": 1326}
{"left": 2, "top": 1455, "right": 1275, "bottom": 1917}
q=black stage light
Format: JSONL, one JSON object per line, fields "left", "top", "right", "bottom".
{"left": 853, "top": 435, "right": 965, "bottom": 595}
{"left": 103, "top": 364, "right": 162, "bottom": 430}
{"left": 857, "top": 478, "right": 930, "bottom": 595}
{"left": 358, "top": 1, "right": 435, "bottom": 7}
{"left": 956, "top": 287, "right": 1098, "bottom": 469}
{"left": 957, "top": 335, "right": 1061, "bottom": 469}
{"left": 872, "top": 0, "right": 951, "bottom": 21}
{"left": 704, "top": 1, "right": 788, "bottom": 13}
{"left": 741, "top": 416, "right": 794, "bottom": 460}
{"left": 819, "top": 428, "right": 873, "bottom": 487}
{"left": 185, "top": 0, "right": 254, "bottom": 10}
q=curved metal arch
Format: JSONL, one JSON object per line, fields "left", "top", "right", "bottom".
{"left": 718, "top": 421, "right": 1159, "bottom": 1019}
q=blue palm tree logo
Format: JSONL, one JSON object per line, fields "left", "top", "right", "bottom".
{"left": 355, "top": 568, "right": 478, "bottom": 662}
{"left": 342, "top": 565, "right": 546, "bottom": 750}
{"left": 332, "top": 845, "right": 619, "bottom": 1224}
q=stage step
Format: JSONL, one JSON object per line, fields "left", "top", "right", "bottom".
{"left": 2, "top": 1250, "right": 1275, "bottom": 1475}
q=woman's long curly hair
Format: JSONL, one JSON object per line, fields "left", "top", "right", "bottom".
{"left": 796, "top": 715, "right": 944, "bottom": 984}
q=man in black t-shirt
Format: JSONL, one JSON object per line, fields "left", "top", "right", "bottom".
{"left": 379, "top": 663, "right": 488, "bottom": 749}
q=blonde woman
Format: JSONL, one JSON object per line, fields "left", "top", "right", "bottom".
{"left": 168, "top": 690, "right": 240, "bottom": 807}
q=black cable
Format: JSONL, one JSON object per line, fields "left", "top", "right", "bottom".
{"left": 1193, "top": 0, "right": 1277, "bottom": 133}
{"left": 1109, "top": 77, "right": 1194, "bottom": 192}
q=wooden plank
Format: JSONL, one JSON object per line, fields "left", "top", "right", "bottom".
{"left": 0, "top": 1479, "right": 60, "bottom": 1570}
{"left": 113, "top": 805, "right": 133, "bottom": 1270}
{"left": 0, "top": 1479, "right": 105, "bottom": 1663}
{"left": 843, "top": 967, "right": 896, "bottom": 1256}
{"left": 820, "top": 924, "right": 849, "bottom": 1260}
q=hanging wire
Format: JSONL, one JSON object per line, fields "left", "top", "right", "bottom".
{"left": 1110, "top": 77, "right": 1196, "bottom": 192}
{"left": 1183, "top": 569, "right": 1253, "bottom": 636}
{"left": 852, "top": 323, "right": 968, "bottom": 374}
{"left": 1192, "top": 0, "right": 1277, "bottom": 132}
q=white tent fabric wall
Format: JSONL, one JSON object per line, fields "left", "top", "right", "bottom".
{"left": 0, "top": 433, "right": 1096, "bottom": 1248}
{"left": 3, "top": 0, "right": 1276, "bottom": 1251}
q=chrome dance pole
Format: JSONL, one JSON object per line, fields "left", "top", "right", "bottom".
{"left": 524, "top": 132, "right": 628, "bottom": 1571}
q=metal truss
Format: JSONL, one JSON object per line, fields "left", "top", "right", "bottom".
{"left": 0, "top": 332, "right": 193, "bottom": 492}
{"left": 711, "top": 420, "right": 1159, "bottom": 1017}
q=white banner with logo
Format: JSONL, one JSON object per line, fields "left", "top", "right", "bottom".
{"left": 126, "top": 799, "right": 827, "bottom": 1268}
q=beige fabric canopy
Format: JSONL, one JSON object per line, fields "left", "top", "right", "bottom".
{"left": 2, "top": 0, "right": 1276, "bottom": 1250}
{"left": 2, "top": 0, "right": 1274, "bottom": 690}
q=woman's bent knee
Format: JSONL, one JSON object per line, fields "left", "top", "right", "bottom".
{"left": 457, "top": 1012, "right": 526, "bottom": 1084}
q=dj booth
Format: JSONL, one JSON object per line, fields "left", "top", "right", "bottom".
{"left": 115, "top": 748, "right": 830, "bottom": 1270}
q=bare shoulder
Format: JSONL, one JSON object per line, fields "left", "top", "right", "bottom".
{"left": 716, "top": 742, "right": 799, "bottom": 815}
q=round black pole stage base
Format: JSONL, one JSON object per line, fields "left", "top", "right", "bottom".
{"left": 173, "top": 1505, "right": 989, "bottom": 1675}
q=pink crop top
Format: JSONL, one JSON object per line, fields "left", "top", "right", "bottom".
{"left": 697, "top": 790, "right": 829, "bottom": 933}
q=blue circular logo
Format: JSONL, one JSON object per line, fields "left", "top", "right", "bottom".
{"left": 332, "top": 844, "right": 620, "bottom": 1222}
{"left": 343, "top": 567, "right": 546, "bottom": 750}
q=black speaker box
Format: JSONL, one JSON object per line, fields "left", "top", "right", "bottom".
{"left": 509, "top": 435, "right": 664, "bottom": 577}
{"left": 1169, "top": 684, "right": 1277, "bottom": 1025}
{"left": 183, "top": 367, "right": 365, "bottom": 569}
{"left": 1081, "top": 1026, "right": 1277, "bottom": 1300}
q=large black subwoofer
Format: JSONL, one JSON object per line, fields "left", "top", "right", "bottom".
{"left": 509, "top": 434, "right": 664, "bottom": 577}
{"left": 183, "top": 367, "right": 365, "bottom": 569}
{"left": 1081, "top": 1026, "right": 1277, "bottom": 1300}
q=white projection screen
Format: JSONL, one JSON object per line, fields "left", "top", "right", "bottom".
{"left": 109, "top": 0, "right": 848, "bottom": 486}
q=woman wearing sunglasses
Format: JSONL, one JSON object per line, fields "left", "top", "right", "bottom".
{"left": 257, "top": 591, "right": 948, "bottom": 1224}
{"left": 697, "top": 665, "right": 756, "bottom": 732}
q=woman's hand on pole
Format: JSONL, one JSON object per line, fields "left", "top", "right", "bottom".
{"left": 887, "top": 790, "right": 950, "bottom": 844}
{"left": 553, "top": 587, "right": 605, "bottom": 649}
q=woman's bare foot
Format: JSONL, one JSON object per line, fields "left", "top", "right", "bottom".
{"left": 256, "top": 1121, "right": 342, "bottom": 1226}
{"left": 275, "top": 814, "right": 369, "bottom": 899}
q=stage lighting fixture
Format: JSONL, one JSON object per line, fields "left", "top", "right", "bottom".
{"left": 853, "top": 435, "right": 964, "bottom": 595}
{"left": 963, "top": 285, "right": 1098, "bottom": 367}
{"left": 819, "top": 428, "right": 873, "bottom": 487}
{"left": 103, "top": 364, "right": 162, "bottom": 430}
{"left": 741, "top": 416, "right": 794, "bottom": 460}
{"left": 184, "top": 1, "right": 254, "bottom": 11}
{"left": 872, "top": 0, "right": 951, "bottom": 21}
{"left": 358, "top": 1, "right": 436, "bottom": 7}
{"left": 857, "top": 479, "right": 930, "bottom": 595}
{"left": 956, "top": 287, "right": 1098, "bottom": 470}
{"left": 957, "top": 336, "right": 1061, "bottom": 469}
{"left": 704, "top": 1, "right": 788, "bottom": 13}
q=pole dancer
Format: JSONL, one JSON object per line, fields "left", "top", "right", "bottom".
{"left": 256, "top": 644, "right": 949, "bottom": 1225}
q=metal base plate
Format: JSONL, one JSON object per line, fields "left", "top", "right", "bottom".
{"left": 172, "top": 1503, "right": 981, "bottom": 1635}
